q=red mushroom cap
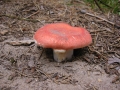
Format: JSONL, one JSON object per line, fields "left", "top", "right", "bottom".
{"left": 34, "top": 23, "right": 92, "bottom": 49}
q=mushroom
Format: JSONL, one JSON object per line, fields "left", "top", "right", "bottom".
{"left": 34, "top": 23, "right": 92, "bottom": 62}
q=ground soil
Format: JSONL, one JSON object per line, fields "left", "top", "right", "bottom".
{"left": 0, "top": 0, "right": 120, "bottom": 90}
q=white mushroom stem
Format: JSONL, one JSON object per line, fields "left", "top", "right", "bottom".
{"left": 53, "top": 49, "right": 73, "bottom": 62}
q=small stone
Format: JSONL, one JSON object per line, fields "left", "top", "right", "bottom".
{"left": 80, "top": 10, "right": 86, "bottom": 14}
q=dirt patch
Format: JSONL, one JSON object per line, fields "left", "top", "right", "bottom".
{"left": 0, "top": 0, "right": 120, "bottom": 90}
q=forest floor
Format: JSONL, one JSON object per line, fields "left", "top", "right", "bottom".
{"left": 0, "top": 0, "right": 120, "bottom": 90}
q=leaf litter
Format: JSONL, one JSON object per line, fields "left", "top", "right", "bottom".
{"left": 0, "top": 0, "right": 120, "bottom": 89}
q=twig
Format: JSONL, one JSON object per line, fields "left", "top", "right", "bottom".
{"left": 80, "top": 10, "right": 114, "bottom": 25}
{"left": 6, "top": 40, "right": 35, "bottom": 46}
{"left": 0, "top": 14, "right": 39, "bottom": 23}
{"left": 39, "top": 48, "right": 44, "bottom": 60}
{"left": 36, "top": 69, "right": 59, "bottom": 84}
{"left": 98, "top": 0, "right": 112, "bottom": 8}
{"left": 88, "top": 46, "right": 108, "bottom": 60}
{"left": 93, "top": 0, "right": 104, "bottom": 13}
{"left": 112, "top": 76, "right": 120, "bottom": 83}
{"left": 15, "top": 70, "right": 33, "bottom": 78}
{"left": 15, "top": 68, "right": 59, "bottom": 84}
{"left": 25, "top": 10, "right": 40, "bottom": 19}
{"left": 90, "top": 29, "right": 105, "bottom": 33}
{"left": 80, "top": 10, "right": 120, "bottom": 28}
